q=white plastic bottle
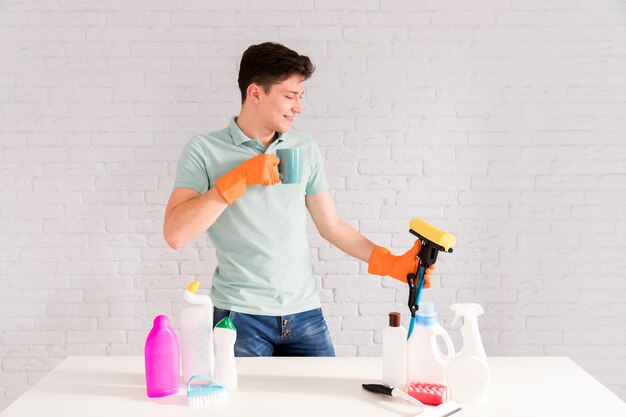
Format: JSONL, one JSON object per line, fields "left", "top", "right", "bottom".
{"left": 406, "top": 302, "right": 455, "bottom": 386}
{"left": 180, "top": 280, "right": 214, "bottom": 385}
{"left": 382, "top": 312, "right": 407, "bottom": 389}
{"left": 446, "top": 303, "right": 490, "bottom": 403}
{"left": 213, "top": 317, "right": 237, "bottom": 389}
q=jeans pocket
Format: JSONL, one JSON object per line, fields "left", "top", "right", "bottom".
{"left": 299, "top": 308, "right": 329, "bottom": 337}
{"left": 213, "top": 306, "right": 231, "bottom": 327}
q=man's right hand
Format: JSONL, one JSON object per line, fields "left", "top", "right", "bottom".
{"left": 215, "top": 154, "right": 280, "bottom": 204}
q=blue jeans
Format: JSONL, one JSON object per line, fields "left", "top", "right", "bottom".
{"left": 213, "top": 307, "right": 335, "bottom": 357}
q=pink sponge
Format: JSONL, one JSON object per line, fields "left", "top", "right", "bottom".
{"left": 406, "top": 381, "right": 447, "bottom": 406}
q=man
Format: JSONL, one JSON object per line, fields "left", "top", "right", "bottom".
{"left": 164, "top": 42, "right": 435, "bottom": 357}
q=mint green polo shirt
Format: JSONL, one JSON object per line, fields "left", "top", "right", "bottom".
{"left": 174, "top": 117, "right": 328, "bottom": 316}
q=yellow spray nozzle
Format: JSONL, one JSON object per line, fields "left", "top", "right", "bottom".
{"left": 409, "top": 218, "right": 456, "bottom": 253}
{"left": 186, "top": 280, "right": 201, "bottom": 294}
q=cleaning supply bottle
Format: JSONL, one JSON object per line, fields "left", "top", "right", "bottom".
{"left": 382, "top": 312, "right": 407, "bottom": 390}
{"left": 406, "top": 302, "right": 455, "bottom": 387}
{"left": 446, "top": 303, "right": 490, "bottom": 403}
{"left": 213, "top": 317, "right": 237, "bottom": 389}
{"left": 180, "top": 280, "right": 214, "bottom": 385}
{"left": 144, "top": 315, "right": 180, "bottom": 397}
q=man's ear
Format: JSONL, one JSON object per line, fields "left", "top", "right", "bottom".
{"left": 247, "top": 83, "right": 262, "bottom": 104}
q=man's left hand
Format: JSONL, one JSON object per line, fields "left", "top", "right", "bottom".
{"left": 368, "top": 240, "right": 437, "bottom": 287}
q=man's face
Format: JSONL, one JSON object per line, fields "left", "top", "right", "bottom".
{"left": 256, "top": 75, "right": 305, "bottom": 133}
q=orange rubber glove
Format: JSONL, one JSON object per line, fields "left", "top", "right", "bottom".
{"left": 368, "top": 240, "right": 436, "bottom": 287}
{"left": 215, "top": 154, "right": 280, "bottom": 204}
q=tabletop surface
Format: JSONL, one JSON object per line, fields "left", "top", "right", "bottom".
{"left": 1, "top": 356, "right": 625, "bottom": 417}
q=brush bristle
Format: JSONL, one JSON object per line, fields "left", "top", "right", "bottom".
{"left": 188, "top": 390, "right": 227, "bottom": 407}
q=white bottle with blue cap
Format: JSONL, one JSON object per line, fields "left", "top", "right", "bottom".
{"left": 406, "top": 302, "right": 455, "bottom": 387}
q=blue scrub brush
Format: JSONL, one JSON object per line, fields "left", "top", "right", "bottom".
{"left": 186, "top": 375, "right": 227, "bottom": 407}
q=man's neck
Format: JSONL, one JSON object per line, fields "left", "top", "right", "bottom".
{"left": 236, "top": 110, "right": 277, "bottom": 148}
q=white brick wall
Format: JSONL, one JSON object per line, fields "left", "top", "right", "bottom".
{"left": 1, "top": 0, "right": 626, "bottom": 410}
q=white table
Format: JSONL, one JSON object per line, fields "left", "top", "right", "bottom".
{"left": 1, "top": 356, "right": 624, "bottom": 417}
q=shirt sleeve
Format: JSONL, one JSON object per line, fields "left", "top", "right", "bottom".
{"left": 174, "top": 136, "right": 210, "bottom": 194}
{"left": 305, "top": 140, "right": 328, "bottom": 196}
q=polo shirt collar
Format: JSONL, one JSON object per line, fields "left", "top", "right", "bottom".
{"left": 228, "top": 116, "right": 286, "bottom": 146}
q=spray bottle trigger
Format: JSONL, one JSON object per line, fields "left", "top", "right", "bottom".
{"left": 452, "top": 312, "right": 462, "bottom": 327}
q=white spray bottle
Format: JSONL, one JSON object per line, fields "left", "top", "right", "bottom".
{"left": 180, "top": 280, "right": 214, "bottom": 385}
{"left": 446, "top": 303, "right": 489, "bottom": 403}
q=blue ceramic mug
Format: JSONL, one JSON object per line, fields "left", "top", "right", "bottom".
{"left": 276, "top": 148, "right": 303, "bottom": 184}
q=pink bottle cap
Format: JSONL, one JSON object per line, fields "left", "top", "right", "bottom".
{"left": 153, "top": 315, "right": 169, "bottom": 328}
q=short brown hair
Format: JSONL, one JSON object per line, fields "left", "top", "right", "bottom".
{"left": 238, "top": 42, "right": 315, "bottom": 104}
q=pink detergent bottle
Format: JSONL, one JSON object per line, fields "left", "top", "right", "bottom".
{"left": 145, "top": 315, "right": 180, "bottom": 397}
